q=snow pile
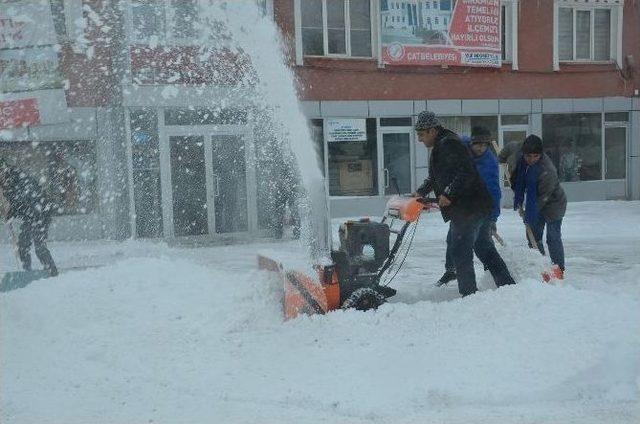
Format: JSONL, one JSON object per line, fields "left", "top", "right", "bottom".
{"left": 2, "top": 202, "right": 640, "bottom": 422}
{"left": 2, "top": 254, "right": 639, "bottom": 422}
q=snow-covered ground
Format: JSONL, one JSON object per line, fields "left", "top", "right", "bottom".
{"left": 1, "top": 201, "right": 639, "bottom": 423}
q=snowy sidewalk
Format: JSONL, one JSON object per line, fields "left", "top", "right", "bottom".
{"left": 1, "top": 201, "right": 639, "bottom": 423}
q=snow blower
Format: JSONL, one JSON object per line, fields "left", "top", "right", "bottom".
{"left": 258, "top": 196, "right": 438, "bottom": 319}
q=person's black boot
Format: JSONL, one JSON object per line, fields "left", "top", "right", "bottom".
{"left": 436, "top": 270, "right": 457, "bottom": 287}
{"left": 47, "top": 264, "right": 59, "bottom": 277}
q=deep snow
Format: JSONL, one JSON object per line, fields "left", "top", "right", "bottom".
{"left": 1, "top": 201, "right": 639, "bottom": 423}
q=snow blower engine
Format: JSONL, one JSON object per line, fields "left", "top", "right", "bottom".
{"left": 258, "top": 196, "right": 438, "bottom": 319}
{"left": 329, "top": 196, "right": 438, "bottom": 311}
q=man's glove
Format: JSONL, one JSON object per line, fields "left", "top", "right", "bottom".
{"left": 518, "top": 207, "right": 525, "bottom": 219}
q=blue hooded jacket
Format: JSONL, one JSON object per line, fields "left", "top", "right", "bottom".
{"left": 462, "top": 136, "right": 501, "bottom": 221}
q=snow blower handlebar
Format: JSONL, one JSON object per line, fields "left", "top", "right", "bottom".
{"left": 375, "top": 196, "right": 438, "bottom": 280}
{"left": 384, "top": 195, "right": 439, "bottom": 223}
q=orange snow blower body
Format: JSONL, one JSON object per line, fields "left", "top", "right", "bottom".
{"left": 258, "top": 196, "right": 437, "bottom": 320}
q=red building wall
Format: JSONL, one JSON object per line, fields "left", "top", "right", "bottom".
{"left": 274, "top": 0, "right": 640, "bottom": 101}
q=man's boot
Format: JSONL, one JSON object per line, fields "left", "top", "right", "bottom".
{"left": 436, "top": 269, "right": 457, "bottom": 286}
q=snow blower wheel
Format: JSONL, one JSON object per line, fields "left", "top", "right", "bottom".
{"left": 341, "top": 288, "right": 386, "bottom": 311}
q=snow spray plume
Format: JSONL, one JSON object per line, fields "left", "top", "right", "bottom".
{"left": 197, "top": 1, "right": 329, "bottom": 261}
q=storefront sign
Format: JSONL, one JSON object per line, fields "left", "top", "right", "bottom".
{"left": 0, "top": 2, "right": 68, "bottom": 129}
{"left": 0, "top": 47, "right": 65, "bottom": 93}
{"left": 381, "top": 0, "right": 501, "bottom": 68}
{"left": 326, "top": 119, "right": 367, "bottom": 142}
{"left": 0, "top": 1, "right": 57, "bottom": 49}
{"left": 0, "top": 98, "right": 40, "bottom": 129}
{"left": 0, "top": 90, "right": 69, "bottom": 129}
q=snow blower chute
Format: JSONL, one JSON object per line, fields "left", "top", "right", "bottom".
{"left": 258, "top": 196, "right": 438, "bottom": 319}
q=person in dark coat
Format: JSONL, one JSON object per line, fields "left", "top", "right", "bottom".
{"left": 0, "top": 158, "right": 58, "bottom": 276}
{"left": 513, "top": 135, "right": 567, "bottom": 276}
{"left": 439, "top": 126, "right": 504, "bottom": 286}
{"left": 414, "top": 112, "right": 515, "bottom": 296}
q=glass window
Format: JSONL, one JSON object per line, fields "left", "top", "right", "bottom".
{"left": 543, "top": 114, "right": 602, "bottom": 182}
{"left": 50, "top": 0, "right": 67, "bottom": 36}
{"left": 170, "top": 0, "right": 198, "bottom": 39}
{"left": 501, "top": 115, "right": 529, "bottom": 126}
{"left": 310, "top": 119, "right": 325, "bottom": 175}
{"left": 380, "top": 117, "right": 412, "bottom": 126}
{"left": 558, "top": 7, "right": 614, "bottom": 62}
{"left": 164, "top": 108, "right": 248, "bottom": 125}
{"left": 327, "top": 0, "right": 347, "bottom": 54}
{"left": 0, "top": 141, "right": 97, "bottom": 216}
{"left": 328, "top": 118, "right": 378, "bottom": 196}
{"left": 350, "top": 0, "right": 372, "bottom": 57}
{"left": 594, "top": 9, "right": 611, "bottom": 61}
{"left": 439, "top": 116, "right": 499, "bottom": 146}
{"left": 301, "top": 0, "right": 324, "bottom": 55}
{"left": 575, "top": 10, "right": 591, "bottom": 60}
{"left": 605, "top": 112, "right": 629, "bottom": 122}
{"left": 500, "top": 2, "right": 517, "bottom": 62}
{"left": 605, "top": 127, "right": 626, "bottom": 180}
{"left": 558, "top": 8, "right": 574, "bottom": 60}
{"left": 130, "top": 109, "right": 162, "bottom": 238}
{"left": 300, "top": 0, "right": 373, "bottom": 57}
{"left": 131, "top": 0, "right": 166, "bottom": 40}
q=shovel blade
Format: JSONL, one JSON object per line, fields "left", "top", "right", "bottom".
{"left": 0, "top": 270, "right": 50, "bottom": 292}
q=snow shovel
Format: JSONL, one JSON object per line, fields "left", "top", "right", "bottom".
{"left": 520, "top": 212, "right": 563, "bottom": 283}
{"left": 0, "top": 219, "right": 50, "bottom": 293}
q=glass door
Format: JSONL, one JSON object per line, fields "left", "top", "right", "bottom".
{"left": 211, "top": 134, "right": 249, "bottom": 234}
{"left": 381, "top": 131, "right": 412, "bottom": 195}
{"left": 169, "top": 135, "right": 209, "bottom": 236}
{"left": 162, "top": 125, "right": 256, "bottom": 239}
{"left": 604, "top": 126, "right": 627, "bottom": 180}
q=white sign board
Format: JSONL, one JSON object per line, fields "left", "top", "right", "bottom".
{"left": 326, "top": 118, "right": 367, "bottom": 142}
{"left": 0, "top": 1, "right": 57, "bottom": 49}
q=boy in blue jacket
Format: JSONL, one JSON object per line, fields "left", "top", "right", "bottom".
{"left": 437, "top": 127, "right": 510, "bottom": 286}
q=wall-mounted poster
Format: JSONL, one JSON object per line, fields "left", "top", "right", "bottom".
{"left": 326, "top": 119, "right": 368, "bottom": 142}
{"left": 0, "top": 1, "right": 69, "bottom": 129}
{"left": 381, "top": 0, "right": 501, "bottom": 67}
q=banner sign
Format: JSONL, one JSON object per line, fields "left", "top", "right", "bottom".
{"left": 381, "top": 0, "right": 501, "bottom": 67}
{"left": 0, "top": 2, "right": 68, "bottom": 129}
{"left": 326, "top": 119, "right": 367, "bottom": 142}
{"left": 0, "top": 47, "right": 65, "bottom": 93}
{"left": 0, "top": 98, "right": 40, "bottom": 129}
{"left": 0, "top": 1, "right": 57, "bottom": 49}
{"left": 0, "top": 90, "right": 69, "bottom": 130}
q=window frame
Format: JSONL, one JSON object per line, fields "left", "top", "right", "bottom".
{"left": 540, "top": 111, "right": 631, "bottom": 183}
{"left": 295, "top": 0, "right": 378, "bottom": 64}
{"left": 603, "top": 116, "right": 629, "bottom": 181}
{"left": 553, "top": 0, "right": 624, "bottom": 70}
{"left": 126, "top": 0, "right": 206, "bottom": 46}
{"left": 501, "top": 0, "right": 519, "bottom": 69}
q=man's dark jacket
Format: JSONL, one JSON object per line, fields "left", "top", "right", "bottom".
{"left": 416, "top": 129, "right": 493, "bottom": 223}
{"left": 1, "top": 166, "right": 51, "bottom": 222}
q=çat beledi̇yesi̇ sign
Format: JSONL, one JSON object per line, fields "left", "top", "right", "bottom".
{"left": 381, "top": 0, "right": 501, "bottom": 68}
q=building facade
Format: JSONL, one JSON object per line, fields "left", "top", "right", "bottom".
{"left": 284, "top": 0, "right": 640, "bottom": 217}
{"left": 0, "top": 0, "right": 639, "bottom": 242}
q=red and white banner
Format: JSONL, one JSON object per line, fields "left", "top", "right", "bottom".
{"left": 0, "top": 2, "right": 68, "bottom": 130}
{"left": 0, "top": 98, "right": 40, "bottom": 129}
{"left": 381, "top": 0, "right": 501, "bottom": 67}
{"left": 0, "top": 90, "right": 68, "bottom": 130}
{"left": 0, "top": 1, "right": 57, "bottom": 49}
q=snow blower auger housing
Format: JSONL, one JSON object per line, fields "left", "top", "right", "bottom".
{"left": 258, "top": 196, "right": 438, "bottom": 320}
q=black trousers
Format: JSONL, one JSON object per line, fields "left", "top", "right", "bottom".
{"left": 18, "top": 215, "right": 57, "bottom": 274}
{"left": 449, "top": 216, "right": 515, "bottom": 296}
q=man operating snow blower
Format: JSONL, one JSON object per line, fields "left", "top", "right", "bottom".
{"left": 437, "top": 126, "right": 504, "bottom": 287}
{"left": 413, "top": 111, "right": 515, "bottom": 297}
